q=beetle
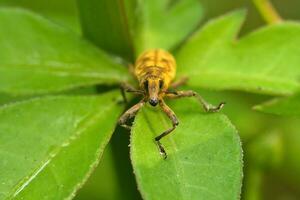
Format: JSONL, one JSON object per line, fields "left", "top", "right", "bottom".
{"left": 118, "top": 49, "right": 225, "bottom": 159}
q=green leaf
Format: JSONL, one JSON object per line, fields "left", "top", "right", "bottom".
{"left": 77, "top": 0, "right": 135, "bottom": 61}
{"left": 0, "top": 0, "right": 80, "bottom": 32}
{"left": 176, "top": 10, "right": 300, "bottom": 95}
{"left": 134, "top": 0, "right": 203, "bottom": 54}
{"left": 0, "top": 94, "right": 29, "bottom": 106}
{"left": 254, "top": 93, "right": 300, "bottom": 116}
{"left": 75, "top": 137, "right": 141, "bottom": 200}
{"left": 184, "top": 87, "right": 270, "bottom": 141}
{"left": 0, "top": 8, "right": 129, "bottom": 96}
{"left": 74, "top": 145, "right": 125, "bottom": 200}
{"left": 0, "top": 91, "right": 122, "bottom": 199}
{"left": 131, "top": 98, "right": 242, "bottom": 200}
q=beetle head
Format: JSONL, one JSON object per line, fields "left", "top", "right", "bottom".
{"left": 143, "top": 77, "right": 164, "bottom": 107}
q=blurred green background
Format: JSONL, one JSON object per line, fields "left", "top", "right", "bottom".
{"left": 1, "top": 0, "right": 300, "bottom": 199}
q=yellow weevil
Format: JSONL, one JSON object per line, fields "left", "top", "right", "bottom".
{"left": 118, "top": 49, "right": 225, "bottom": 159}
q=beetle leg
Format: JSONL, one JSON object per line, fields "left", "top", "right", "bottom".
{"left": 118, "top": 99, "right": 145, "bottom": 130}
{"left": 170, "top": 77, "right": 188, "bottom": 89}
{"left": 155, "top": 100, "right": 179, "bottom": 159}
{"left": 165, "top": 90, "right": 225, "bottom": 112}
{"left": 120, "top": 82, "right": 143, "bottom": 103}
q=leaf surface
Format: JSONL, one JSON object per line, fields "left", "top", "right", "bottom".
{"left": 131, "top": 98, "right": 242, "bottom": 200}
{"left": 176, "top": 10, "right": 300, "bottom": 95}
{"left": 0, "top": 8, "right": 129, "bottom": 95}
{"left": 254, "top": 93, "right": 300, "bottom": 116}
{"left": 0, "top": 91, "right": 122, "bottom": 199}
{"left": 134, "top": 0, "right": 203, "bottom": 55}
{"left": 0, "top": 0, "right": 80, "bottom": 32}
{"left": 77, "top": 0, "right": 135, "bottom": 61}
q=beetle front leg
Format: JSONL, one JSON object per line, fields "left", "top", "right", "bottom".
{"left": 155, "top": 100, "right": 179, "bottom": 159}
{"left": 118, "top": 100, "right": 145, "bottom": 130}
{"left": 166, "top": 90, "right": 225, "bottom": 112}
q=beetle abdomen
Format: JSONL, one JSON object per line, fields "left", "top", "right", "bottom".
{"left": 134, "top": 49, "right": 176, "bottom": 86}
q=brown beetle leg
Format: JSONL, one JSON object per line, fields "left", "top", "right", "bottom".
{"left": 118, "top": 99, "right": 145, "bottom": 130}
{"left": 155, "top": 100, "right": 179, "bottom": 159}
{"left": 165, "top": 90, "right": 225, "bottom": 112}
{"left": 120, "top": 82, "right": 144, "bottom": 103}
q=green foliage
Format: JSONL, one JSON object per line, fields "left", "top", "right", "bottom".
{"left": 131, "top": 99, "right": 242, "bottom": 200}
{"left": 176, "top": 10, "right": 300, "bottom": 95}
{"left": 77, "top": 0, "right": 135, "bottom": 61}
{"left": 74, "top": 145, "right": 127, "bottom": 200}
{"left": 0, "top": 9, "right": 129, "bottom": 95}
{"left": 133, "top": 0, "right": 203, "bottom": 54}
{"left": 0, "top": 0, "right": 80, "bottom": 32}
{"left": 254, "top": 93, "right": 300, "bottom": 116}
{"left": 77, "top": 0, "right": 203, "bottom": 59}
{"left": 0, "top": 91, "right": 122, "bottom": 199}
{"left": 1, "top": 0, "right": 300, "bottom": 199}
{"left": 246, "top": 131, "right": 283, "bottom": 170}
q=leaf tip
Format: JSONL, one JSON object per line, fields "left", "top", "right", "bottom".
{"left": 195, "top": 8, "right": 247, "bottom": 42}
{"left": 221, "top": 8, "right": 247, "bottom": 33}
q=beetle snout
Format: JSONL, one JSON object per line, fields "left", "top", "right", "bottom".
{"left": 149, "top": 98, "right": 158, "bottom": 106}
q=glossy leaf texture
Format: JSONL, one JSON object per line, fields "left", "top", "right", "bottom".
{"left": 134, "top": 0, "right": 203, "bottom": 55}
{"left": 176, "top": 10, "right": 300, "bottom": 95}
{"left": 0, "top": 8, "right": 129, "bottom": 96}
{"left": 254, "top": 93, "right": 300, "bottom": 116}
{"left": 131, "top": 98, "right": 242, "bottom": 200}
{"left": 0, "top": 91, "right": 122, "bottom": 199}
{"left": 77, "top": 0, "right": 135, "bottom": 61}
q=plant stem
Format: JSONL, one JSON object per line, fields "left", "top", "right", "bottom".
{"left": 253, "top": 0, "right": 282, "bottom": 24}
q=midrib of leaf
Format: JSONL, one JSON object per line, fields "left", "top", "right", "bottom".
{"left": 0, "top": 64, "right": 127, "bottom": 80}
{"left": 7, "top": 97, "right": 116, "bottom": 199}
{"left": 166, "top": 136, "right": 224, "bottom": 200}
{"left": 65, "top": 104, "right": 116, "bottom": 200}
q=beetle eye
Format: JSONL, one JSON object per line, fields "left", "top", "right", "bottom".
{"left": 159, "top": 80, "right": 164, "bottom": 89}
{"left": 143, "top": 80, "right": 148, "bottom": 90}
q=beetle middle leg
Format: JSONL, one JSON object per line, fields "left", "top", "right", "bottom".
{"left": 118, "top": 99, "right": 145, "bottom": 130}
{"left": 166, "top": 90, "right": 225, "bottom": 112}
{"left": 120, "top": 82, "right": 143, "bottom": 103}
{"left": 155, "top": 100, "right": 179, "bottom": 159}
